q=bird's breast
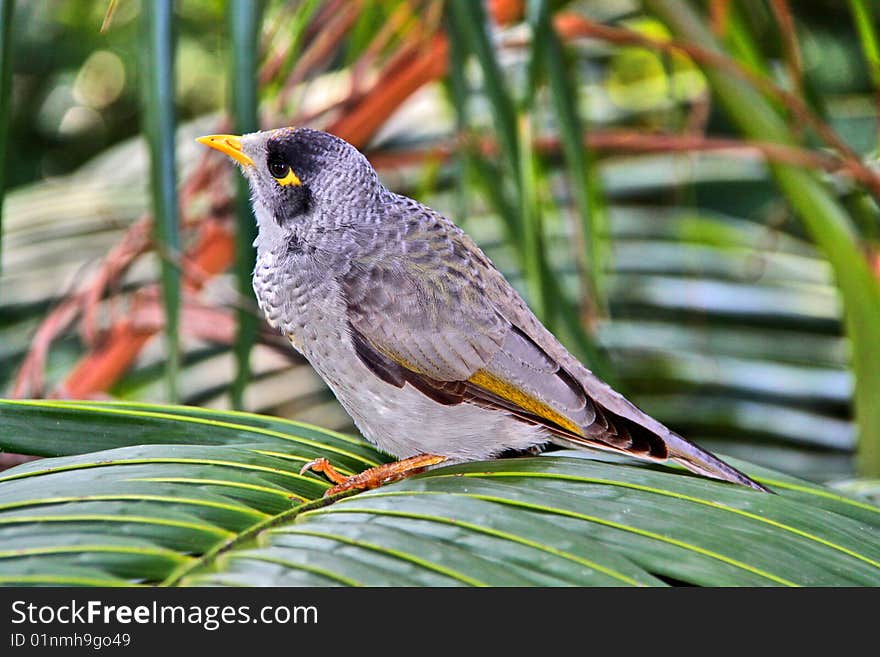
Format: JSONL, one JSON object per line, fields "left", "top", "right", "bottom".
{"left": 253, "top": 247, "right": 349, "bottom": 354}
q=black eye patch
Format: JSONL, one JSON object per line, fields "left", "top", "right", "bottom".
{"left": 265, "top": 134, "right": 323, "bottom": 185}
{"left": 274, "top": 183, "right": 311, "bottom": 226}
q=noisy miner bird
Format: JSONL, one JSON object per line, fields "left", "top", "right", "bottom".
{"left": 198, "top": 128, "right": 769, "bottom": 494}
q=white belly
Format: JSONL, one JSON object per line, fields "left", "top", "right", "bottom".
{"left": 306, "top": 338, "right": 549, "bottom": 461}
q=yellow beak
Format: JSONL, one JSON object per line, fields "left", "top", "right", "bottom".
{"left": 196, "top": 134, "right": 255, "bottom": 167}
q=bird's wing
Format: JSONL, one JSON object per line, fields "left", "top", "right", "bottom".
{"left": 341, "top": 206, "right": 769, "bottom": 492}
{"left": 341, "top": 213, "right": 667, "bottom": 459}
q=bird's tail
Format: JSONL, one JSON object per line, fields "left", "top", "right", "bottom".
{"left": 664, "top": 431, "right": 772, "bottom": 493}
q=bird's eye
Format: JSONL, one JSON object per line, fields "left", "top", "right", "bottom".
{"left": 268, "top": 157, "right": 302, "bottom": 186}
{"left": 268, "top": 159, "right": 289, "bottom": 179}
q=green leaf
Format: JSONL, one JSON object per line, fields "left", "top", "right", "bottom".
{"left": 517, "top": 113, "right": 551, "bottom": 322}
{"left": 141, "top": 0, "right": 181, "bottom": 402}
{"left": 0, "top": 399, "right": 384, "bottom": 470}
{"left": 849, "top": 0, "right": 880, "bottom": 88}
{"left": 447, "top": 0, "right": 519, "bottom": 171}
{"left": 0, "top": 0, "right": 14, "bottom": 276}
{"left": 0, "top": 401, "right": 876, "bottom": 587}
{"left": 229, "top": 0, "right": 264, "bottom": 410}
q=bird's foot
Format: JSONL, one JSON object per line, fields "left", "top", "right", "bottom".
{"left": 300, "top": 454, "right": 447, "bottom": 497}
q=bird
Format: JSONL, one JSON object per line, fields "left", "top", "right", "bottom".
{"left": 197, "top": 127, "right": 770, "bottom": 494}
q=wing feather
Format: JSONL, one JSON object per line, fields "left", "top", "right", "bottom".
{"left": 340, "top": 200, "right": 768, "bottom": 490}
{"left": 340, "top": 210, "right": 665, "bottom": 457}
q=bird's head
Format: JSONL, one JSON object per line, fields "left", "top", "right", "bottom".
{"left": 197, "top": 127, "right": 382, "bottom": 243}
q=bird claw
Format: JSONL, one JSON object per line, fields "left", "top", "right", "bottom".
{"left": 301, "top": 454, "right": 448, "bottom": 497}
{"left": 299, "top": 457, "right": 349, "bottom": 484}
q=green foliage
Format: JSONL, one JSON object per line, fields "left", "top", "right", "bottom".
{"left": 646, "top": 0, "right": 880, "bottom": 478}
{"left": 1, "top": 1, "right": 226, "bottom": 188}
{"left": 0, "top": 400, "right": 877, "bottom": 587}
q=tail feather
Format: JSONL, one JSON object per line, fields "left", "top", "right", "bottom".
{"left": 664, "top": 432, "right": 772, "bottom": 493}
{"left": 546, "top": 413, "right": 772, "bottom": 492}
{"left": 573, "top": 407, "right": 773, "bottom": 492}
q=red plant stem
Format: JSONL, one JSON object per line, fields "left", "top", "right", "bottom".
{"left": 769, "top": 0, "right": 804, "bottom": 99}
{"left": 329, "top": 34, "right": 448, "bottom": 147}
{"left": 57, "top": 320, "right": 154, "bottom": 399}
{"left": 368, "top": 130, "right": 849, "bottom": 182}
{"left": 709, "top": 0, "right": 732, "bottom": 36}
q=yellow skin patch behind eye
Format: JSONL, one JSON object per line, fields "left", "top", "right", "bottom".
{"left": 275, "top": 167, "right": 302, "bottom": 186}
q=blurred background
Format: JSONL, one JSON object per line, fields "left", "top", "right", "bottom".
{"left": 1, "top": 0, "right": 879, "bottom": 493}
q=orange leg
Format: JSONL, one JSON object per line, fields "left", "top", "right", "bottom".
{"left": 300, "top": 454, "right": 447, "bottom": 496}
